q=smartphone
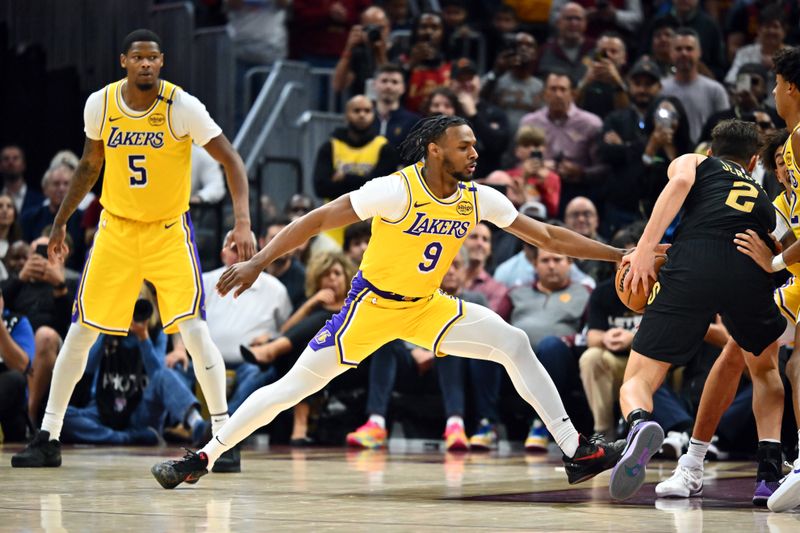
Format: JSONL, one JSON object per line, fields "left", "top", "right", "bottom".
{"left": 594, "top": 49, "right": 607, "bottom": 62}
{"left": 736, "top": 74, "right": 751, "bottom": 93}
{"left": 530, "top": 149, "right": 544, "bottom": 161}
{"left": 35, "top": 244, "right": 49, "bottom": 258}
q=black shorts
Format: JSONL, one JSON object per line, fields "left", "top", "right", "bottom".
{"left": 632, "top": 239, "right": 785, "bottom": 365}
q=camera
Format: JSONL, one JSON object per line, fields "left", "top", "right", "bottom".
{"left": 654, "top": 107, "right": 677, "bottom": 130}
{"left": 364, "top": 24, "right": 382, "bottom": 43}
{"left": 133, "top": 299, "right": 154, "bottom": 323}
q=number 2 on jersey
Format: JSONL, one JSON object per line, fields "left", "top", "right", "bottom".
{"left": 128, "top": 155, "right": 148, "bottom": 187}
{"left": 724, "top": 180, "right": 758, "bottom": 213}
{"left": 419, "top": 242, "right": 443, "bottom": 272}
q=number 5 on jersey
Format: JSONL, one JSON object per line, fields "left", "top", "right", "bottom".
{"left": 128, "top": 155, "right": 148, "bottom": 188}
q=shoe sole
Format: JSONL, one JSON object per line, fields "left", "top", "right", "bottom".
{"left": 655, "top": 485, "right": 703, "bottom": 498}
{"left": 610, "top": 422, "right": 664, "bottom": 501}
{"left": 767, "top": 471, "right": 800, "bottom": 512}
{"left": 212, "top": 462, "right": 241, "bottom": 473}
{"left": 151, "top": 463, "right": 208, "bottom": 489}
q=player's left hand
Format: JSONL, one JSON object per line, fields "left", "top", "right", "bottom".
{"left": 225, "top": 223, "right": 256, "bottom": 261}
{"left": 217, "top": 259, "right": 260, "bottom": 298}
{"left": 734, "top": 229, "right": 775, "bottom": 273}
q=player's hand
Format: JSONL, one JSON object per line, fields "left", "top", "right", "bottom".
{"left": 165, "top": 348, "right": 189, "bottom": 370}
{"left": 217, "top": 259, "right": 260, "bottom": 298}
{"left": 225, "top": 223, "right": 256, "bottom": 261}
{"left": 734, "top": 229, "right": 775, "bottom": 273}
{"left": 310, "top": 288, "right": 337, "bottom": 307}
{"left": 48, "top": 224, "right": 68, "bottom": 265}
{"left": 621, "top": 246, "right": 656, "bottom": 295}
{"left": 130, "top": 320, "right": 149, "bottom": 341}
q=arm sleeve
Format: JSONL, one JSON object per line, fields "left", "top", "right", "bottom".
{"left": 348, "top": 174, "right": 409, "bottom": 221}
{"left": 475, "top": 183, "right": 519, "bottom": 228}
{"left": 83, "top": 89, "right": 106, "bottom": 141}
{"left": 172, "top": 90, "right": 223, "bottom": 147}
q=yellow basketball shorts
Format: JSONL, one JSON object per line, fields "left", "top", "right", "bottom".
{"left": 73, "top": 209, "right": 205, "bottom": 335}
{"left": 309, "top": 271, "right": 464, "bottom": 366}
{"left": 776, "top": 275, "right": 800, "bottom": 325}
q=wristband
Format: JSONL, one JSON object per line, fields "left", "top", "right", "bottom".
{"left": 771, "top": 253, "right": 787, "bottom": 272}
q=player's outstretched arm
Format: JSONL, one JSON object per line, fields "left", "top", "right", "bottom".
{"left": 203, "top": 134, "right": 254, "bottom": 260}
{"left": 623, "top": 153, "right": 699, "bottom": 294}
{"left": 217, "top": 194, "right": 361, "bottom": 297}
{"left": 505, "top": 214, "right": 627, "bottom": 263}
{"left": 49, "top": 138, "right": 105, "bottom": 263}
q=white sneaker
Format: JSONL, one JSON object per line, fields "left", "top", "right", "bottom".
{"left": 655, "top": 463, "right": 704, "bottom": 498}
{"left": 768, "top": 458, "right": 800, "bottom": 512}
{"left": 659, "top": 431, "right": 689, "bottom": 459}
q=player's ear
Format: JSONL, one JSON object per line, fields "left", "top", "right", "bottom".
{"left": 428, "top": 141, "right": 440, "bottom": 157}
{"left": 747, "top": 154, "right": 758, "bottom": 173}
{"left": 705, "top": 147, "right": 713, "bottom": 157}
{"left": 120, "top": 53, "right": 127, "bottom": 69}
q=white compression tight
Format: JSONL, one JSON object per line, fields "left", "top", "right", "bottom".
{"left": 41, "top": 324, "right": 100, "bottom": 440}
{"left": 201, "top": 302, "right": 579, "bottom": 466}
{"left": 178, "top": 318, "right": 230, "bottom": 433}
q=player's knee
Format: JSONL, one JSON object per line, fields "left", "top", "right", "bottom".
{"left": 34, "top": 326, "right": 61, "bottom": 357}
{"left": 785, "top": 353, "right": 800, "bottom": 382}
{"left": 498, "top": 327, "right": 535, "bottom": 364}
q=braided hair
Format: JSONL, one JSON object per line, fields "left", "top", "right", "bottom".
{"left": 397, "top": 115, "right": 469, "bottom": 165}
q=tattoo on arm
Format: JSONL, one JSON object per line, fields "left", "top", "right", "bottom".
{"left": 54, "top": 139, "right": 104, "bottom": 226}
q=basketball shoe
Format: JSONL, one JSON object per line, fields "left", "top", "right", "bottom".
{"left": 563, "top": 434, "right": 626, "bottom": 485}
{"left": 212, "top": 446, "right": 241, "bottom": 473}
{"left": 346, "top": 420, "right": 387, "bottom": 449}
{"left": 655, "top": 462, "right": 704, "bottom": 498}
{"left": 469, "top": 419, "right": 498, "bottom": 451}
{"left": 753, "top": 441, "right": 783, "bottom": 507}
{"left": 151, "top": 449, "right": 209, "bottom": 489}
{"left": 444, "top": 423, "right": 469, "bottom": 452}
{"left": 11, "top": 430, "right": 61, "bottom": 467}
{"left": 768, "top": 458, "right": 800, "bottom": 512}
{"left": 609, "top": 421, "right": 664, "bottom": 500}
{"left": 525, "top": 419, "right": 549, "bottom": 453}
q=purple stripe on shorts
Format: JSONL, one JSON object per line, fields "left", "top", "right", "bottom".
{"left": 309, "top": 272, "right": 370, "bottom": 354}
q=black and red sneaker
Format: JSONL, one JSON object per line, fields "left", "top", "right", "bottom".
{"left": 563, "top": 434, "right": 626, "bottom": 485}
{"left": 151, "top": 448, "right": 209, "bottom": 489}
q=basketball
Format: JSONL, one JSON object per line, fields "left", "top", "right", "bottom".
{"left": 615, "top": 255, "right": 667, "bottom": 313}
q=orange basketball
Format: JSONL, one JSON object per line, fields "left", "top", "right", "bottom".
{"left": 615, "top": 255, "right": 667, "bottom": 313}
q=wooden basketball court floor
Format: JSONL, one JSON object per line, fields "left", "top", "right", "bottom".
{"left": 1, "top": 443, "right": 800, "bottom": 532}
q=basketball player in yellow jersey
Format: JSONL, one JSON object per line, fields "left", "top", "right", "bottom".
{"left": 12, "top": 29, "right": 254, "bottom": 473}
{"left": 153, "top": 115, "right": 666, "bottom": 489}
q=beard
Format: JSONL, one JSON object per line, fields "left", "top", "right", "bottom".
{"left": 135, "top": 80, "right": 156, "bottom": 91}
{"left": 444, "top": 157, "right": 475, "bottom": 182}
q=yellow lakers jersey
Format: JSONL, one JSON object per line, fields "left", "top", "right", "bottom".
{"left": 359, "top": 162, "right": 479, "bottom": 297}
{"left": 331, "top": 136, "right": 388, "bottom": 177}
{"left": 774, "top": 191, "right": 800, "bottom": 277}
{"left": 98, "top": 79, "right": 192, "bottom": 222}
{"left": 783, "top": 122, "right": 800, "bottom": 198}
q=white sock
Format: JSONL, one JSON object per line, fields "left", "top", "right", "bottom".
{"left": 550, "top": 418, "right": 580, "bottom": 458}
{"left": 680, "top": 438, "right": 710, "bottom": 470}
{"left": 446, "top": 415, "right": 464, "bottom": 428}
{"left": 177, "top": 318, "right": 229, "bottom": 429}
{"left": 369, "top": 414, "right": 386, "bottom": 429}
{"left": 41, "top": 325, "right": 99, "bottom": 440}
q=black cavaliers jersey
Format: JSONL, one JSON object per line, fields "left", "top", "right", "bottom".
{"left": 674, "top": 157, "right": 775, "bottom": 247}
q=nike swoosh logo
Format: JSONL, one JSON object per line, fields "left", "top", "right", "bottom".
{"left": 204, "top": 364, "right": 216, "bottom": 370}
{"left": 165, "top": 221, "right": 178, "bottom": 229}
{"left": 573, "top": 448, "right": 605, "bottom": 462}
{"left": 561, "top": 417, "right": 570, "bottom": 422}
{"left": 414, "top": 201, "right": 431, "bottom": 208}
{"left": 109, "top": 116, "right": 122, "bottom": 122}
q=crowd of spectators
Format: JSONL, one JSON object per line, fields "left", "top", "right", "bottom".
{"left": 2, "top": 0, "right": 800, "bottom": 459}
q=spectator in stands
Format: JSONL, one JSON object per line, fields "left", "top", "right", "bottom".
{"left": 549, "top": 0, "right": 643, "bottom": 40}
{"left": 22, "top": 160, "right": 84, "bottom": 270}
{"left": 0, "top": 194, "right": 22, "bottom": 262}
{"left": 1, "top": 145, "right": 42, "bottom": 217}
{"left": 463, "top": 222, "right": 510, "bottom": 319}
{"left": 241, "top": 251, "right": 356, "bottom": 445}
{"left": 190, "top": 144, "right": 225, "bottom": 205}
{"left": 640, "top": 95, "right": 693, "bottom": 213}
{"left": 284, "top": 194, "right": 315, "bottom": 221}
{"left": 370, "top": 64, "right": 420, "bottom": 148}
{"left": 481, "top": 31, "right": 543, "bottom": 132}
{"left": 537, "top": 2, "right": 594, "bottom": 86}
{"left": 2, "top": 235, "right": 77, "bottom": 424}
{"left": 343, "top": 221, "right": 371, "bottom": 267}
{"left": 261, "top": 217, "right": 306, "bottom": 311}
{"left": 576, "top": 32, "right": 629, "bottom": 120}
{"left": 520, "top": 71, "right": 605, "bottom": 214}
{"left": 725, "top": 5, "right": 788, "bottom": 107}
{"left": 0, "top": 294, "right": 35, "bottom": 441}
{"left": 345, "top": 248, "right": 497, "bottom": 451}
{"left": 700, "top": 63, "right": 783, "bottom": 146}
{"left": 659, "top": 28, "right": 729, "bottom": 146}
{"left": 564, "top": 196, "right": 613, "bottom": 282}
{"left": 508, "top": 246, "right": 592, "bottom": 451}
{"left": 402, "top": 11, "right": 452, "bottom": 113}
{"left": 441, "top": 0, "right": 481, "bottom": 64}
{"left": 61, "top": 285, "right": 207, "bottom": 445}
{"left": 448, "top": 58, "right": 511, "bottom": 178}
{"left": 484, "top": 5, "right": 521, "bottom": 68}
{"left": 599, "top": 56, "right": 662, "bottom": 237}
{"left": 291, "top": 0, "right": 371, "bottom": 67}
{"left": 421, "top": 87, "right": 464, "bottom": 117}
{"left": 333, "top": 6, "right": 394, "bottom": 95}
{"left": 645, "top": 0, "right": 726, "bottom": 80}
{"left": 4, "top": 241, "right": 29, "bottom": 281}
{"left": 385, "top": 0, "right": 412, "bottom": 31}
{"left": 724, "top": 0, "right": 797, "bottom": 64}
